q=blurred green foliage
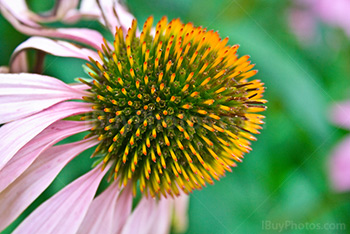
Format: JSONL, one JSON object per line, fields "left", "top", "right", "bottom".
{"left": 1, "top": 0, "right": 350, "bottom": 233}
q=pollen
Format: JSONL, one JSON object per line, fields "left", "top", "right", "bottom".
{"left": 82, "top": 16, "right": 266, "bottom": 198}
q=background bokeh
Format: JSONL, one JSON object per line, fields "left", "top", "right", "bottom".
{"left": 1, "top": 0, "right": 349, "bottom": 233}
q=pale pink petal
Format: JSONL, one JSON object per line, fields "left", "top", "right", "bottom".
{"left": 112, "top": 183, "right": 134, "bottom": 233}
{"left": 149, "top": 198, "right": 173, "bottom": 234}
{"left": 0, "top": 73, "right": 88, "bottom": 124}
{"left": 288, "top": 9, "right": 316, "bottom": 43}
{"left": 98, "top": 0, "right": 134, "bottom": 33}
{"left": 77, "top": 0, "right": 134, "bottom": 34}
{"left": 0, "top": 101, "right": 91, "bottom": 170}
{"left": 30, "top": 0, "right": 80, "bottom": 22}
{"left": 9, "top": 51, "right": 28, "bottom": 73}
{"left": 172, "top": 194, "right": 190, "bottom": 233}
{"left": 0, "top": 120, "right": 92, "bottom": 193}
{"left": 330, "top": 101, "right": 350, "bottom": 130}
{"left": 0, "top": 0, "right": 79, "bottom": 23}
{"left": 329, "top": 136, "right": 350, "bottom": 191}
{"left": 10, "top": 37, "right": 100, "bottom": 72}
{"left": 0, "top": 0, "right": 37, "bottom": 27}
{"left": 121, "top": 197, "right": 157, "bottom": 234}
{"left": 77, "top": 181, "right": 133, "bottom": 234}
{"left": 12, "top": 162, "right": 109, "bottom": 234}
{"left": 52, "top": 0, "right": 80, "bottom": 20}
{"left": 62, "top": 0, "right": 100, "bottom": 23}
{"left": 70, "top": 83, "right": 91, "bottom": 91}
{"left": 0, "top": 138, "right": 98, "bottom": 231}
{"left": 0, "top": 3, "right": 104, "bottom": 50}
{"left": 113, "top": 0, "right": 135, "bottom": 33}
{"left": 0, "top": 66, "right": 9, "bottom": 73}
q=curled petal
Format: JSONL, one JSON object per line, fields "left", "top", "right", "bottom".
{"left": 0, "top": 138, "right": 98, "bottom": 231}
{"left": 329, "top": 136, "right": 350, "bottom": 192}
{"left": 77, "top": 182, "right": 133, "bottom": 234}
{"left": 0, "top": 120, "right": 92, "bottom": 193}
{"left": 0, "top": 73, "right": 88, "bottom": 124}
{"left": 10, "top": 37, "right": 100, "bottom": 72}
{"left": 0, "top": 101, "right": 91, "bottom": 171}
{"left": 0, "top": 2, "right": 104, "bottom": 50}
{"left": 12, "top": 163, "right": 109, "bottom": 234}
{"left": 30, "top": 0, "right": 80, "bottom": 22}
{"left": 330, "top": 101, "right": 350, "bottom": 130}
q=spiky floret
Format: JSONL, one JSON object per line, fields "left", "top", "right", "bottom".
{"left": 82, "top": 16, "right": 266, "bottom": 198}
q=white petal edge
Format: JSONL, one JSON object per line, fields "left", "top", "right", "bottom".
{"left": 0, "top": 101, "right": 91, "bottom": 171}
{"left": 0, "top": 120, "right": 92, "bottom": 193}
{"left": 13, "top": 162, "right": 109, "bottom": 234}
{"left": 0, "top": 73, "right": 88, "bottom": 123}
{"left": 0, "top": 138, "right": 98, "bottom": 231}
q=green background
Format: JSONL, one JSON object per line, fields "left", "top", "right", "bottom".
{"left": 0, "top": 0, "right": 349, "bottom": 233}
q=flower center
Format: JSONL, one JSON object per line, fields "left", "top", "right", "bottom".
{"left": 81, "top": 16, "right": 266, "bottom": 198}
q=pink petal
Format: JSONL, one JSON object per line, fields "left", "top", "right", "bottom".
{"left": 330, "top": 101, "right": 350, "bottom": 130}
{"left": 51, "top": 0, "right": 80, "bottom": 20}
{"left": 62, "top": 0, "right": 100, "bottom": 23}
{"left": 12, "top": 162, "right": 109, "bottom": 234}
{"left": 149, "top": 198, "right": 173, "bottom": 234}
{"left": 0, "top": 3, "right": 104, "bottom": 50}
{"left": 0, "top": 73, "right": 88, "bottom": 124}
{"left": 9, "top": 50, "right": 28, "bottom": 73}
{"left": 0, "top": 120, "right": 92, "bottom": 193}
{"left": 121, "top": 197, "right": 158, "bottom": 234}
{"left": 0, "top": 0, "right": 37, "bottom": 27}
{"left": 30, "top": 0, "right": 80, "bottom": 22}
{"left": 0, "top": 138, "right": 98, "bottom": 231}
{"left": 0, "top": 101, "right": 91, "bottom": 171}
{"left": 0, "top": 0, "right": 79, "bottom": 23}
{"left": 0, "top": 66, "right": 9, "bottom": 73}
{"left": 329, "top": 136, "right": 350, "bottom": 191}
{"left": 78, "top": 0, "right": 134, "bottom": 34}
{"left": 10, "top": 37, "right": 100, "bottom": 72}
{"left": 112, "top": 0, "right": 135, "bottom": 34}
{"left": 172, "top": 194, "right": 190, "bottom": 233}
{"left": 111, "top": 183, "right": 134, "bottom": 233}
{"left": 77, "top": 182, "right": 133, "bottom": 234}
{"left": 70, "top": 83, "right": 91, "bottom": 92}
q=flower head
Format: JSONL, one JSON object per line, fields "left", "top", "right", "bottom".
{"left": 82, "top": 16, "right": 266, "bottom": 197}
{"left": 0, "top": 0, "right": 266, "bottom": 232}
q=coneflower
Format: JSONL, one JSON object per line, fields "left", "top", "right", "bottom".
{"left": 0, "top": 1, "right": 266, "bottom": 233}
{"left": 83, "top": 16, "right": 266, "bottom": 197}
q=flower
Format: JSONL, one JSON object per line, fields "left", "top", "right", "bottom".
{"left": 288, "top": 0, "right": 350, "bottom": 42}
{"left": 0, "top": 0, "right": 266, "bottom": 233}
{"left": 329, "top": 101, "right": 350, "bottom": 192}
